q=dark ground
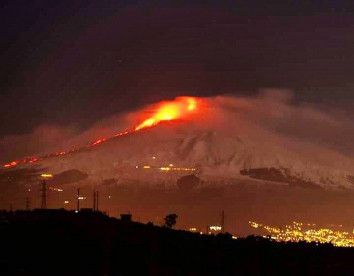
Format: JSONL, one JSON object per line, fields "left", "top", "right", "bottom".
{"left": 1, "top": 209, "right": 354, "bottom": 276}
{"left": 2, "top": 166, "right": 354, "bottom": 236}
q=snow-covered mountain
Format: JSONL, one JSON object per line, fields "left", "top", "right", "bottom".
{"left": 2, "top": 93, "right": 354, "bottom": 190}
{"left": 10, "top": 119, "right": 353, "bottom": 190}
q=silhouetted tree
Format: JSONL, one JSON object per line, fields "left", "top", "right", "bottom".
{"left": 164, "top": 213, "right": 178, "bottom": 228}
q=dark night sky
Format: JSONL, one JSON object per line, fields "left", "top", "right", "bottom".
{"left": 1, "top": 0, "right": 354, "bottom": 138}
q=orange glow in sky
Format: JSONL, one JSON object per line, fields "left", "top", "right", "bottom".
{"left": 2, "top": 96, "right": 201, "bottom": 169}
{"left": 135, "top": 97, "right": 198, "bottom": 131}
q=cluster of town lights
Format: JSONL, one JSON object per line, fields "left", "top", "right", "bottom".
{"left": 49, "top": 187, "right": 63, "bottom": 192}
{"left": 209, "top": 226, "right": 222, "bottom": 231}
{"left": 250, "top": 221, "right": 354, "bottom": 247}
{"left": 140, "top": 164, "right": 197, "bottom": 172}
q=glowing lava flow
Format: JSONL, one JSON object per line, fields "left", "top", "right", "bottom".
{"left": 1, "top": 96, "right": 199, "bottom": 169}
{"left": 135, "top": 97, "right": 197, "bottom": 131}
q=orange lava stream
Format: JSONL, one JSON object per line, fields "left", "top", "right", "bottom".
{"left": 2, "top": 96, "right": 199, "bottom": 169}
{"left": 134, "top": 97, "right": 197, "bottom": 131}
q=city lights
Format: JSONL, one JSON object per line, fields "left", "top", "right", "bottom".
{"left": 249, "top": 221, "right": 354, "bottom": 247}
{"left": 49, "top": 187, "right": 63, "bottom": 192}
{"left": 138, "top": 164, "right": 197, "bottom": 172}
{"left": 209, "top": 226, "right": 222, "bottom": 231}
{"left": 160, "top": 166, "right": 196, "bottom": 171}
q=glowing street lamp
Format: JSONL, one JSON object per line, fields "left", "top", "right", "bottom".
{"left": 41, "top": 173, "right": 53, "bottom": 179}
{"left": 39, "top": 173, "right": 53, "bottom": 209}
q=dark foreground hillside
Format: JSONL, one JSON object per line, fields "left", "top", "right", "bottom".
{"left": 1, "top": 210, "right": 354, "bottom": 276}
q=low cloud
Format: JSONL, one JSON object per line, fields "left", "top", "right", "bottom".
{"left": 0, "top": 125, "right": 77, "bottom": 163}
{"left": 199, "top": 90, "right": 354, "bottom": 171}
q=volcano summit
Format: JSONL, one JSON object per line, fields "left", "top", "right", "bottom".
{"left": 2, "top": 93, "right": 353, "bottom": 190}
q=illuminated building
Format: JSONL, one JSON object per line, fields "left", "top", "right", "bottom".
{"left": 207, "top": 225, "right": 222, "bottom": 234}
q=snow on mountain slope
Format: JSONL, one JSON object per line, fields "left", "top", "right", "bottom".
{"left": 3, "top": 93, "right": 354, "bottom": 189}
{"left": 18, "top": 120, "right": 354, "bottom": 189}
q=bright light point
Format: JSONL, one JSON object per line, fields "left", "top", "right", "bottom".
{"left": 135, "top": 166, "right": 139, "bottom": 168}
{"left": 143, "top": 165, "right": 151, "bottom": 169}
{"left": 152, "top": 156, "right": 156, "bottom": 159}
{"left": 41, "top": 174, "right": 53, "bottom": 178}
{"left": 50, "top": 187, "right": 63, "bottom": 192}
{"left": 209, "top": 226, "right": 222, "bottom": 231}
{"left": 108, "top": 195, "right": 111, "bottom": 199}
{"left": 64, "top": 201, "right": 69, "bottom": 204}
{"left": 28, "top": 189, "right": 31, "bottom": 192}
{"left": 169, "top": 164, "right": 173, "bottom": 167}
{"left": 75, "top": 210, "right": 78, "bottom": 213}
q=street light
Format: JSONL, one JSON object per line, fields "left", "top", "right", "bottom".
{"left": 40, "top": 173, "right": 53, "bottom": 209}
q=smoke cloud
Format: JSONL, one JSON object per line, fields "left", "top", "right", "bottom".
{"left": 0, "top": 125, "right": 77, "bottom": 163}
{"left": 199, "top": 90, "right": 354, "bottom": 171}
